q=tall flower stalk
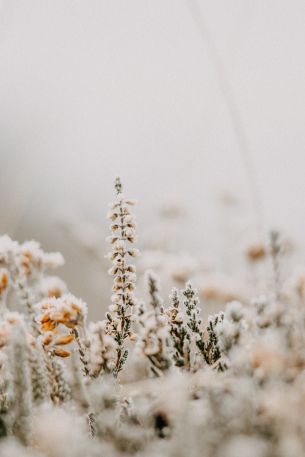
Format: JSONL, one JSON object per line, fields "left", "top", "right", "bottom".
{"left": 106, "top": 178, "right": 139, "bottom": 377}
{"left": 136, "top": 272, "right": 171, "bottom": 377}
{"left": 183, "top": 282, "right": 205, "bottom": 356}
{"left": 167, "top": 288, "right": 191, "bottom": 369}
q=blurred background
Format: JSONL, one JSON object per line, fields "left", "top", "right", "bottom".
{"left": 1, "top": 0, "right": 305, "bottom": 318}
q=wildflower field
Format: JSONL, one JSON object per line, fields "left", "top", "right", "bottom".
{"left": 0, "top": 177, "right": 304, "bottom": 457}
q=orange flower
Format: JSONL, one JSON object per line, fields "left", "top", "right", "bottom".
{"left": 42, "top": 334, "right": 53, "bottom": 346}
{"left": 41, "top": 320, "right": 57, "bottom": 332}
{"left": 37, "top": 294, "right": 87, "bottom": 334}
{"left": 53, "top": 348, "right": 71, "bottom": 358}
{"left": 246, "top": 243, "right": 266, "bottom": 262}
{"left": 0, "top": 270, "right": 9, "bottom": 296}
{"left": 54, "top": 334, "right": 74, "bottom": 345}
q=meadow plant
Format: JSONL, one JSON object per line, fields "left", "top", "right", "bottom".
{"left": 0, "top": 179, "right": 305, "bottom": 456}
{"left": 105, "top": 177, "right": 139, "bottom": 377}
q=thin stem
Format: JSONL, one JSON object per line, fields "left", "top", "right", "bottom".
{"left": 186, "top": 0, "right": 264, "bottom": 233}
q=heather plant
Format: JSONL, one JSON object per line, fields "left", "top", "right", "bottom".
{"left": 1, "top": 179, "right": 305, "bottom": 456}
{"left": 105, "top": 177, "right": 139, "bottom": 377}
{"left": 166, "top": 288, "right": 190, "bottom": 369}
{"left": 136, "top": 271, "right": 171, "bottom": 377}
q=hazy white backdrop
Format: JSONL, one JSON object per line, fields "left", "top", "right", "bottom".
{"left": 1, "top": 0, "right": 305, "bottom": 314}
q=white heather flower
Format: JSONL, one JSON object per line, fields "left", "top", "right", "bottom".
{"left": 105, "top": 177, "right": 139, "bottom": 377}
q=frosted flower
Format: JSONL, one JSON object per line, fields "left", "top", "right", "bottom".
{"left": 0, "top": 268, "right": 9, "bottom": 300}
{"left": 137, "top": 310, "right": 171, "bottom": 366}
{"left": 37, "top": 294, "right": 87, "bottom": 333}
{"left": 39, "top": 275, "right": 68, "bottom": 299}
{"left": 166, "top": 288, "right": 191, "bottom": 369}
{"left": 19, "top": 241, "right": 64, "bottom": 277}
{"left": 40, "top": 324, "right": 75, "bottom": 358}
{"left": 105, "top": 177, "right": 139, "bottom": 376}
{"left": 0, "top": 312, "right": 26, "bottom": 349}
{"left": 146, "top": 270, "right": 163, "bottom": 310}
{"left": 136, "top": 273, "right": 171, "bottom": 376}
{"left": 0, "top": 235, "right": 19, "bottom": 278}
{"left": 86, "top": 320, "right": 116, "bottom": 376}
{"left": 215, "top": 312, "right": 243, "bottom": 354}
{"left": 183, "top": 282, "right": 206, "bottom": 360}
{"left": 19, "top": 241, "right": 44, "bottom": 276}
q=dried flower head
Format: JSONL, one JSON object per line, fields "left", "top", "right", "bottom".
{"left": 37, "top": 294, "right": 87, "bottom": 332}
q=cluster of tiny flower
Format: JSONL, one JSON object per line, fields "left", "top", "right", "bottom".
{"left": 105, "top": 177, "right": 140, "bottom": 376}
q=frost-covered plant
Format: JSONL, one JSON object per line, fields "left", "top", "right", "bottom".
{"left": 37, "top": 294, "right": 88, "bottom": 358}
{"left": 166, "top": 288, "right": 190, "bottom": 369}
{"left": 86, "top": 321, "right": 116, "bottom": 377}
{"left": 136, "top": 271, "right": 171, "bottom": 377}
{"left": 106, "top": 177, "right": 139, "bottom": 377}
{"left": 2, "top": 179, "right": 305, "bottom": 457}
{"left": 183, "top": 282, "right": 205, "bottom": 354}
